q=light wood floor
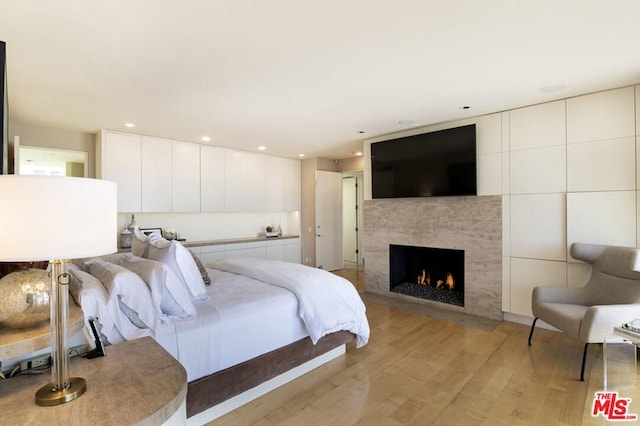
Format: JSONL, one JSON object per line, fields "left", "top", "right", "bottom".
{"left": 209, "top": 267, "right": 640, "bottom": 425}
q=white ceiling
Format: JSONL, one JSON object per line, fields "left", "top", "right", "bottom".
{"left": 2, "top": 1, "right": 640, "bottom": 159}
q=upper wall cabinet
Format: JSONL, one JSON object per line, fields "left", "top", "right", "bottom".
{"left": 141, "top": 136, "right": 173, "bottom": 212}
{"left": 98, "top": 131, "right": 142, "bottom": 212}
{"left": 224, "top": 150, "right": 270, "bottom": 212}
{"left": 283, "top": 158, "right": 301, "bottom": 211}
{"left": 264, "top": 157, "right": 302, "bottom": 212}
{"left": 173, "top": 141, "right": 200, "bottom": 212}
{"left": 99, "top": 130, "right": 300, "bottom": 213}
{"left": 200, "top": 145, "right": 225, "bottom": 212}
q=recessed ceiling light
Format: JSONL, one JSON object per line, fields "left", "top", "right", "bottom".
{"left": 398, "top": 119, "right": 417, "bottom": 126}
{"left": 460, "top": 106, "right": 471, "bottom": 110}
{"left": 354, "top": 151, "right": 363, "bottom": 156}
{"left": 540, "top": 84, "right": 567, "bottom": 93}
{"left": 298, "top": 153, "right": 305, "bottom": 158}
{"left": 201, "top": 136, "right": 211, "bottom": 142}
{"left": 258, "top": 146, "right": 266, "bottom": 151}
{"left": 357, "top": 130, "right": 365, "bottom": 134}
{"left": 124, "top": 123, "right": 136, "bottom": 128}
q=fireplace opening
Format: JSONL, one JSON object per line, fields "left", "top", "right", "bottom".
{"left": 389, "top": 244, "right": 464, "bottom": 307}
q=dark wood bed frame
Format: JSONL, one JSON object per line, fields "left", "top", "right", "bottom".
{"left": 187, "top": 330, "right": 355, "bottom": 418}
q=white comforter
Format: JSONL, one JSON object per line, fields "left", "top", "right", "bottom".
{"left": 211, "top": 258, "right": 370, "bottom": 348}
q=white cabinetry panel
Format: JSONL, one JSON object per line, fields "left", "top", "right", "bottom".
{"left": 173, "top": 141, "right": 200, "bottom": 212}
{"left": 567, "top": 191, "right": 636, "bottom": 258}
{"left": 475, "top": 113, "right": 502, "bottom": 155}
{"left": 224, "top": 149, "right": 246, "bottom": 212}
{"left": 502, "top": 256, "right": 510, "bottom": 312}
{"left": 567, "top": 87, "right": 635, "bottom": 144}
{"left": 196, "top": 244, "right": 225, "bottom": 266}
{"left": 100, "top": 131, "right": 141, "bottom": 212}
{"left": 511, "top": 193, "right": 566, "bottom": 261}
{"left": 477, "top": 152, "right": 501, "bottom": 196}
{"left": 266, "top": 238, "right": 301, "bottom": 263}
{"left": 510, "top": 146, "right": 566, "bottom": 194}
{"left": 510, "top": 258, "right": 566, "bottom": 317}
{"left": 245, "top": 153, "right": 266, "bottom": 211}
{"left": 266, "top": 156, "right": 284, "bottom": 212}
{"left": 141, "top": 137, "right": 172, "bottom": 212}
{"left": 200, "top": 146, "right": 225, "bottom": 212}
{"left": 510, "top": 100, "right": 566, "bottom": 151}
{"left": 283, "top": 158, "right": 301, "bottom": 211}
{"left": 224, "top": 241, "right": 267, "bottom": 259}
{"left": 567, "top": 137, "right": 636, "bottom": 192}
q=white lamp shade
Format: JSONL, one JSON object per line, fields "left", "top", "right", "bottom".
{"left": 0, "top": 176, "right": 117, "bottom": 261}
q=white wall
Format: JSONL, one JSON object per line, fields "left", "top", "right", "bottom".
{"left": 364, "top": 84, "right": 640, "bottom": 320}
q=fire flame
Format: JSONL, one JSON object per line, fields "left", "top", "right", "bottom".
{"left": 417, "top": 269, "right": 430, "bottom": 286}
{"left": 446, "top": 272, "right": 455, "bottom": 290}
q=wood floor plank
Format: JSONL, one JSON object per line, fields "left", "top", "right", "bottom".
{"left": 208, "top": 268, "right": 640, "bottom": 425}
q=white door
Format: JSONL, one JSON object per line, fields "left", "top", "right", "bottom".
{"left": 316, "top": 170, "right": 342, "bottom": 271}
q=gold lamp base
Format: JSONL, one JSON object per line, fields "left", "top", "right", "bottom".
{"left": 35, "top": 377, "right": 87, "bottom": 406}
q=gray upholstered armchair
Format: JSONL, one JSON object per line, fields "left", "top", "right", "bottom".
{"left": 528, "top": 243, "right": 640, "bottom": 381}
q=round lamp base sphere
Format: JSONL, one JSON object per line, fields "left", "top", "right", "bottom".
{"left": 0, "top": 269, "right": 50, "bottom": 328}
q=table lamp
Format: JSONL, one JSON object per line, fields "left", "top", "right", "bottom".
{"left": 0, "top": 175, "right": 117, "bottom": 406}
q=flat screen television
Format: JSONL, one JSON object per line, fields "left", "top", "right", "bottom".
{"left": 371, "top": 124, "right": 476, "bottom": 198}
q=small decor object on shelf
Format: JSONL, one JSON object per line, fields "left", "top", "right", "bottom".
{"left": 0, "top": 268, "right": 50, "bottom": 328}
{"left": 265, "top": 225, "right": 279, "bottom": 238}
{"left": 163, "top": 228, "right": 177, "bottom": 240}
{"left": 120, "top": 228, "right": 132, "bottom": 249}
{"left": 127, "top": 213, "right": 137, "bottom": 233}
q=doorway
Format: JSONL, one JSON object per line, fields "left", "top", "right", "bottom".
{"left": 16, "top": 144, "right": 87, "bottom": 177}
{"left": 342, "top": 171, "right": 364, "bottom": 269}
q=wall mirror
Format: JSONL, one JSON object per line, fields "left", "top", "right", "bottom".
{"left": 17, "top": 145, "right": 87, "bottom": 177}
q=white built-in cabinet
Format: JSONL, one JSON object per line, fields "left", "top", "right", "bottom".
{"left": 191, "top": 238, "right": 301, "bottom": 266}
{"left": 99, "top": 132, "right": 142, "bottom": 212}
{"left": 200, "top": 145, "right": 225, "bottom": 212}
{"left": 173, "top": 141, "right": 200, "bottom": 212}
{"left": 141, "top": 136, "right": 173, "bottom": 212}
{"left": 505, "top": 85, "right": 639, "bottom": 318}
{"left": 98, "top": 130, "right": 301, "bottom": 214}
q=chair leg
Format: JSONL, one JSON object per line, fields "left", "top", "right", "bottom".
{"left": 528, "top": 317, "right": 538, "bottom": 346}
{"left": 580, "top": 343, "right": 589, "bottom": 381}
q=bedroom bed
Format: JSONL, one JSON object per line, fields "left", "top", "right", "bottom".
{"left": 69, "top": 233, "right": 369, "bottom": 424}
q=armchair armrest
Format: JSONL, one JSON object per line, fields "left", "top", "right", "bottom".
{"left": 532, "top": 286, "right": 587, "bottom": 306}
{"left": 579, "top": 303, "right": 640, "bottom": 342}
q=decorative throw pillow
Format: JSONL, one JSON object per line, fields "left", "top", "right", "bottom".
{"left": 147, "top": 234, "right": 208, "bottom": 301}
{"left": 131, "top": 227, "right": 150, "bottom": 258}
{"left": 86, "top": 259, "right": 158, "bottom": 336}
{"left": 67, "top": 265, "right": 117, "bottom": 344}
{"left": 117, "top": 254, "right": 196, "bottom": 320}
{"left": 189, "top": 249, "right": 211, "bottom": 286}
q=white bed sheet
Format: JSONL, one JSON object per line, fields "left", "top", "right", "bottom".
{"left": 154, "top": 268, "right": 308, "bottom": 382}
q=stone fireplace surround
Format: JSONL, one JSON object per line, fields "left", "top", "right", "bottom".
{"left": 363, "top": 195, "right": 502, "bottom": 321}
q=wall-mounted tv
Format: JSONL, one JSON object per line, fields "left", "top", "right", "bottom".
{"left": 371, "top": 124, "right": 476, "bottom": 199}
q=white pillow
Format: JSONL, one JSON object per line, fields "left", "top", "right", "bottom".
{"left": 68, "top": 265, "right": 118, "bottom": 345}
{"left": 147, "top": 234, "right": 208, "bottom": 301}
{"left": 118, "top": 253, "right": 197, "bottom": 320}
{"left": 132, "top": 226, "right": 150, "bottom": 258}
{"left": 87, "top": 259, "right": 157, "bottom": 340}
